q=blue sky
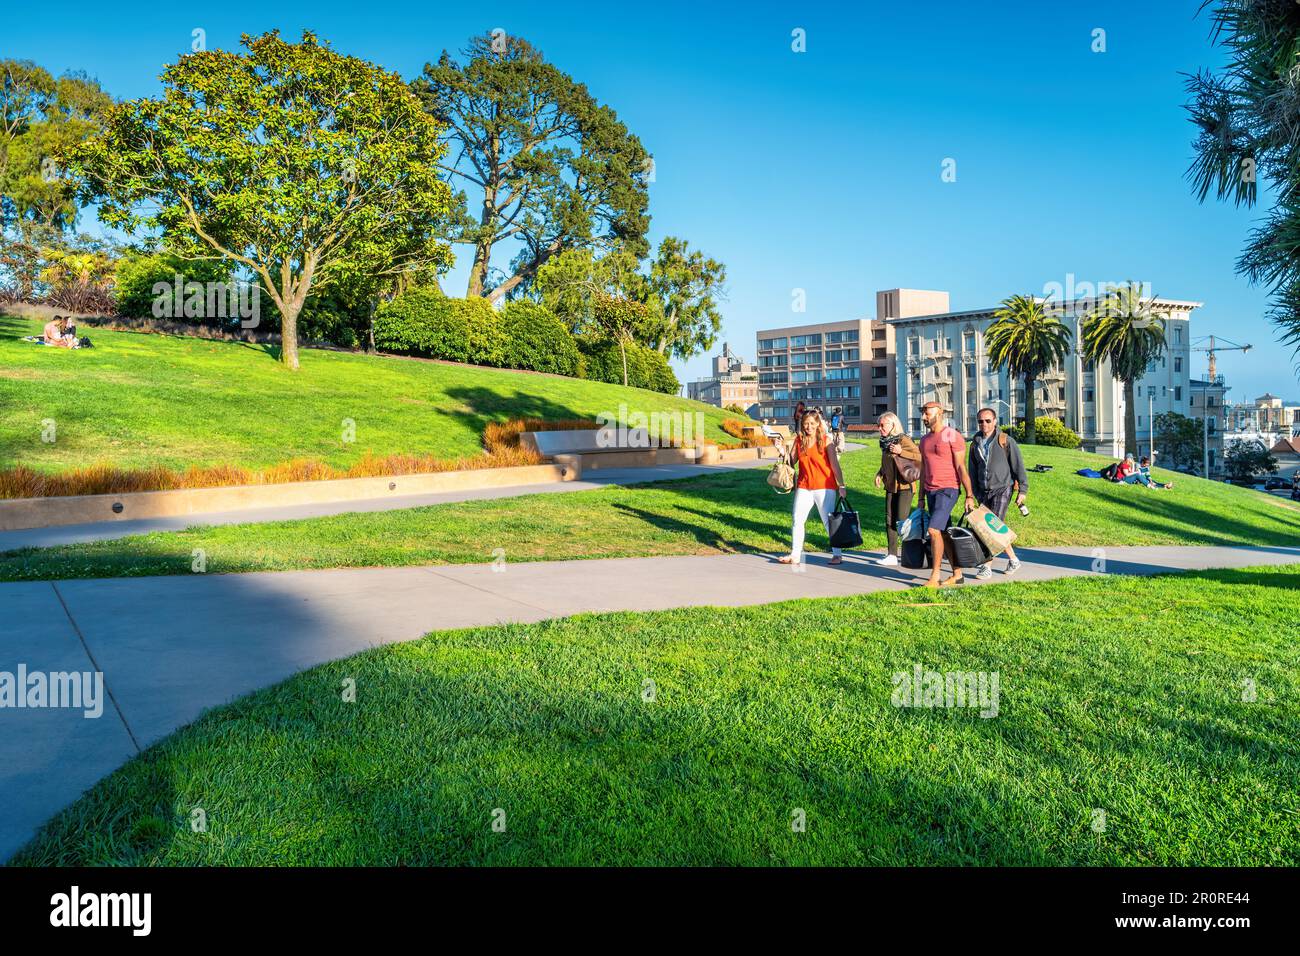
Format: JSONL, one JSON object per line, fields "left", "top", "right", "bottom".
{"left": 7, "top": 0, "right": 1296, "bottom": 399}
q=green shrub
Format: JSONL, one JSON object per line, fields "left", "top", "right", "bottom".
{"left": 373, "top": 288, "right": 468, "bottom": 362}
{"left": 114, "top": 253, "right": 235, "bottom": 323}
{"left": 1002, "top": 416, "right": 1082, "bottom": 448}
{"left": 579, "top": 338, "right": 680, "bottom": 394}
{"left": 461, "top": 296, "right": 506, "bottom": 367}
{"left": 499, "top": 302, "right": 580, "bottom": 376}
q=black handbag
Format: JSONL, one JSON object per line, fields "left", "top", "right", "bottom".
{"left": 901, "top": 537, "right": 931, "bottom": 569}
{"left": 827, "top": 494, "right": 863, "bottom": 550}
{"left": 944, "top": 515, "right": 991, "bottom": 568}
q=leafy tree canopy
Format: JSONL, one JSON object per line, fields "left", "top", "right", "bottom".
{"left": 73, "top": 31, "right": 454, "bottom": 369}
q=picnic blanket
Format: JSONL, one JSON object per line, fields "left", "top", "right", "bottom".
{"left": 1076, "top": 468, "right": 1103, "bottom": 478}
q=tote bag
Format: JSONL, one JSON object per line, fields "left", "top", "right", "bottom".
{"left": 827, "top": 495, "right": 863, "bottom": 550}
{"left": 967, "top": 504, "right": 1017, "bottom": 558}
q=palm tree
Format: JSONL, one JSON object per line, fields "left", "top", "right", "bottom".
{"left": 1081, "top": 282, "right": 1167, "bottom": 458}
{"left": 1185, "top": 1, "right": 1300, "bottom": 378}
{"left": 984, "top": 294, "right": 1073, "bottom": 444}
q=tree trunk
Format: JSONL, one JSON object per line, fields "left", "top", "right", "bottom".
{"left": 280, "top": 299, "right": 302, "bottom": 370}
{"left": 619, "top": 337, "right": 629, "bottom": 387}
{"left": 466, "top": 239, "right": 492, "bottom": 298}
{"left": 1024, "top": 373, "right": 1037, "bottom": 444}
{"left": 1122, "top": 378, "right": 1138, "bottom": 458}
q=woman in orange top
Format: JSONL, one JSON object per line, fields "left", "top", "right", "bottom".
{"left": 777, "top": 409, "right": 848, "bottom": 565}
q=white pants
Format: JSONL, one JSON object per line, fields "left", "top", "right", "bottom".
{"left": 790, "top": 487, "right": 841, "bottom": 560}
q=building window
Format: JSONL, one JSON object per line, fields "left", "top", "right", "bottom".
{"left": 908, "top": 338, "right": 920, "bottom": 356}
{"left": 873, "top": 385, "right": 888, "bottom": 397}
{"left": 1083, "top": 388, "right": 1094, "bottom": 403}
{"left": 1174, "top": 357, "right": 1182, "bottom": 373}
{"left": 1084, "top": 416, "right": 1096, "bottom": 434}
{"left": 872, "top": 347, "right": 885, "bottom": 359}
{"left": 963, "top": 330, "right": 975, "bottom": 352}
{"left": 964, "top": 362, "right": 975, "bottom": 379}
{"left": 870, "top": 366, "right": 886, "bottom": 379}
{"left": 758, "top": 337, "right": 787, "bottom": 350}
{"left": 1175, "top": 386, "right": 1182, "bottom": 401}
{"left": 1174, "top": 327, "right": 1182, "bottom": 344}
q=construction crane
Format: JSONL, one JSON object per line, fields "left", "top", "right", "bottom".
{"left": 1191, "top": 335, "right": 1251, "bottom": 382}
{"left": 1189, "top": 335, "right": 1252, "bottom": 478}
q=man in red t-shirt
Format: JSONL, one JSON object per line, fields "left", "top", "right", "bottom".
{"left": 917, "top": 401, "right": 976, "bottom": 588}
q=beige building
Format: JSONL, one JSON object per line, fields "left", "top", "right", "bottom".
{"left": 687, "top": 343, "right": 759, "bottom": 412}
{"left": 754, "top": 291, "right": 948, "bottom": 425}
{"left": 889, "top": 294, "right": 1201, "bottom": 456}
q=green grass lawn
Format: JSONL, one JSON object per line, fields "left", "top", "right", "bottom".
{"left": 12, "top": 566, "right": 1299, "bottom": 866}
{"left": 0, "top": 313, "right": 738, "bottom": 473}
{"left": 4, "top": 444, "right": 1298, "bottom": 582}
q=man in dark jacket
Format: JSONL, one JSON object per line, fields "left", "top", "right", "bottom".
{"left": 967, "top": 408, "right": 1029, "bottom": 578}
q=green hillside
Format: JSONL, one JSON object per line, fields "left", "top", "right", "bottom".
{"left": 0, "top": 314, "right": 737, "bottom": 474}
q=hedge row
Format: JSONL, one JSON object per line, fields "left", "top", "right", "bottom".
{"left": 373, "top": 289, "right": 679, "bottom": 393}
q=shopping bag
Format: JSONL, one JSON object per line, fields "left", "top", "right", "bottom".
{"left": 827, "top": 495, "right": 863, "bottom": 550}
{"left": 967, "top": 505, "right": 1017, "bottom": 558}
{"left": 896, "top": 507, "right": 928, "bottom": 542}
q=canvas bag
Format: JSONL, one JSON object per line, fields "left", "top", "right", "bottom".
{"left": 967, "top": 504, "right": 1017, "bottom": 558}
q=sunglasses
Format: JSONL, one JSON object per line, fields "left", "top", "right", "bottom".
{"left": 978, "top": 418, "right": 994, "bottom": 424}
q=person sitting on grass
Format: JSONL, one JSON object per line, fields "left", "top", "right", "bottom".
{"left": 1124, "top": 456, "right": 1173, "bottom": 490}
{"left": 42, "top": 315, "right": 78, "bottom": 349}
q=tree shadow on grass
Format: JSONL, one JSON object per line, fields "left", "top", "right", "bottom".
{"left": 1073, "top": 482, "right": 1300, "bottom": 547}
{"left": 442, "top": 385, "right": 594, "bottom": 442}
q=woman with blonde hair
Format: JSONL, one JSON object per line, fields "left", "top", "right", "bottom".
{"left": 873, "top": 411, "right": 921, "bottom": 566}
{"left": 776, "top": 408, "right": 848, "bottom": 565}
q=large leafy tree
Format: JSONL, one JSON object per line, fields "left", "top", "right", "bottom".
{"left": 1186, "top": 1, "right": 1300, "bottom": 375}
{"left": 1154, "top": 411, "right": 1204, "bottom": 471}
{"left": 74, "top": 31, "right": 453, "bottom": 369}
{"left": 0, "top": 61, "right": 111, "bottom": 296}
{"left": 413, "top": 33, "right": 651, "bottom": 302}
{"left": 1082, "top": 282, "right": 1167, "bottom": 457}
{"left": 984, "top": 294, "right": 1073, "bottom": 444}
{"left": 646, "top": 236, "right": 726, "bottom": 360}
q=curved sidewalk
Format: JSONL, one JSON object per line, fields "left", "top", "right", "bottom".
{"left": 3, "top": 542, "right": 1298, "bottom": 861}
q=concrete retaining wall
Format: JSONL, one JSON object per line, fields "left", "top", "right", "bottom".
{"left": 0, "top": 462, "right": 580, "bottom": 533}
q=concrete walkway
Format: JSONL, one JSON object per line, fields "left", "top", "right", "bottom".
{"left": 3, "top": 542, "right": 1297, "bottom": 861}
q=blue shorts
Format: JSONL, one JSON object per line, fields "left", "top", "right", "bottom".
{"left": 926, "top": 488, "right": 960, "bottom": 532}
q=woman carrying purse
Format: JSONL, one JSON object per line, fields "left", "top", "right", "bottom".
{"left": 775, "top": 409, "right": 848, "bottom": 566}
{"left": 872, "top": 411, "right": 921, "bottom": 567}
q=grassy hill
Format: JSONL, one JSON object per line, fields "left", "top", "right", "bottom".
{"left": 13, "top": 565, "right": 1299, "bottom": 866}
{"left": 3, "top": 443, "right": 1298, "bottom": 581}
{"left": 0, "top": 313, "right": 739, "bottom": 475}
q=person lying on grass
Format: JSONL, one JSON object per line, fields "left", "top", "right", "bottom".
{"left": 775, "top": 409, "right": 848, "bottom": 566}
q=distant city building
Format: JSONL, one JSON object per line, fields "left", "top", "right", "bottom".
{"left": 1223, "top": 392, "right": 1300, "bottom": 450}
{"left": 686, "top": 342, "right": 759, "bottom": 412}
{"left": 756, "top": 287, "right": 1207, "bottom": 457}
{"left": 1189, "top": 376, "right": 1230, "bottom": 477}
{"left": 754, "top": 290, "right": 946, "bottom": 426}
{"left": 888, "top": 293, "right": 1200, "bottom": 457}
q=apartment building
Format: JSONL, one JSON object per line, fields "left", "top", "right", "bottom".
{"left": 1189, "top": 376, "right": 1230, "bottom": 476}
{"left": 889, "top": 295, "right": 1200, "bottom": 456}
{"left": 754, "top": 320, "right": 870, "bottom": 424}
{"left": 754, "top": 290, "right": 949, "bottom": 425}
